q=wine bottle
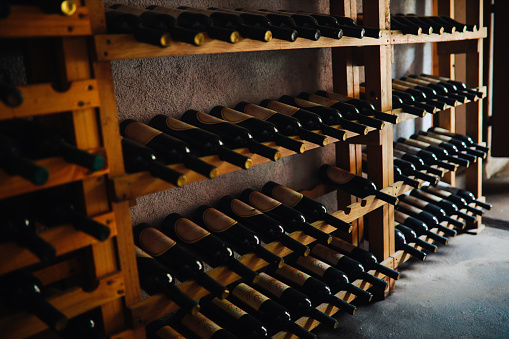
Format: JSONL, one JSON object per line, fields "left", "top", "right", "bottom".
{"left": 393, "top": 158, "right": 440, "bottom": 185}
{"left": 253, "top": 272, "right": 339, "bottom": 329}
{"left": 334, "top": 15, "right": 381, "bottom": 39}
{"left": 14, "top": 0, "right": 76, "bottom": 16}
{"left": 439, "top": 16, "right": 477, "bottom": 32}
{"left": 0, "top": 69, "right": 23, "bottom": 107}
{"left": 427, "top": 126, "right": 489, "bottom": 153}
{"left": 146, "top": 318, "right": 186, "bottom": 339}
{"left": 318, "top": 164, "right": 399, "bottom": 205}
{"left": 146, "top": 5, "right": 240, "bottom": 43}
{"left": 181, "top": 110, "right": 281, "bottom": 162}
{"left": 259, "top": 99, "right": 348, "bottom": 141}
{"left": 395, "top": 14, "right": 439, "bottom": 34}
{"left": 421, "top": 185, "right": 485, "bottom": 216}
{"left": 0, "top": 119, "right": 104, "bottom": 172}
{"left": 269, "top": 262, "right": 357, "bottom": 315}
{"left": 285, "top": 253, "right": 373, "bottom": 301}
{"left": 296, "top": 11, "right": 364, "bottom": 38}
{"left": 240, "top": 189, "right": 332, "bottom": 245}
{"left": 109, "top": 4, "right": 205, "bottom": 46}
{"left": 394, "top": 142, "right": 457, "bottom": 172}
{"left": 410, "top": 134, "right": 478, "bottom": 164}
{"left": 235, "top": 101, "right": 329, "bottom": 147}
{"left": 410, "top": 75, "right": 480, "bottom": 101}
{"left": 192, "top": 205, "right": 284, "bottom": 268}
{"left": 265, "top": 9, "right": 343, "bottom": 39}
{"left": 328, "top": 236, "right": 400, "bottom": 280}
{"left": 133, "top": 223, "right": 229, "bottom": 299}
{"left": 393, "top": 79, "right": 459, "bottom": 106}
{"left": 172, "top": 309, "right": 238, "bottom": 339}
{"left": 0, "top": 273, "right": 68, "bottom": 333}
{"left": 261, "top": 181, "right": 352, "bottom": 233}
{"left": 414, "top": 15, "right": 456, "bottom": 33}
{"left": 234, "top": 8, "right": 321, "bottom": 41}
{"left": 418, "top": 131, "right": 486, "bottom": 159}
{"left": 399, "top": 194, "right": 465, "bottom": 229}
{"left": 162, "top": 213, "right": 259, "bottom": 283}
{"left": 135, "top": 246, "right": 199, "bottom": 315}
{"left": 104, "top": 9, "right": 171, "bottom": 47}
{"left": 0, "top": 134, "right": 49, "bottom": 185}
{"left": 217, "top": 195, "right": 311, "bottom": 257}
{"left": 207, "top": 7, "right": 297, "bottom": 42}
{"left": 149, "top": 115, "right": 252, "bottom": 170}
{"left": 420, "top": 74, "right": 485, "bottom": 98}
{"left": 435, "top": 181, "right": 492, "bottom": 210}
{"left": 199, "top": 295, "right": 269, "bottom": 339}
{"left": 228, "top": 282, "right": 317, "bottom": 339}
{"left": 310, "top": 243, "right": 389, "bottom": 290}
{"left": 298, "top": 92, "right": 386, "bottom": 129}
{"left": 395, "top": 229, "right": 427, "bottom": 261}
{"left": 409, "top": 188, "right": 477, "bottom": 224}
{"left": 395, "top": 223, "right": 438, "bottom": 253}
{"left": 60, "top": 313, "right": 107, "bottom": 339}
{"left": 316, "top": 90, "right": 399, "bottom": 123}
{"left": 398, "top": 136, "right": 470, "bottom": 168}
{"left": 401, "top": 76, "right": 468, "bottom": 103}
{"left": 395, "top": 210, "right": 449, "bottom": 245}
{"left": 391, "top": 89, "right": 439, "bottom": 113}
{"left": 394, "top": 148, "right": 445, "bottom": 177}
{"left": 360, "top": 85, "right": 429, "bottom": 116}
{"left": 394, "top": 164, "right": 425, "bottom": 189}
{"left": 209, "top": 106, "right": 306, "bottom": 154}
{"left": 390, "top": 15, "right": 422, "bottom": 35}
{"left": 395, "top": 201, "right": 458, "bottom": 237}
{"left": 121, "top": 137, "right": 187, "bottom": 187}
{"left": 120, "top": 119, "right": 218, "bottom": 179}
{"left": 177, "top": 6, "right": 272, "bottom": 42}
{"left": 392, "top": 84, "right": 447, "bottom": 111}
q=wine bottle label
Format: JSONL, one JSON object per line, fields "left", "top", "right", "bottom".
{"left": 398, "top": 202, "right": 423, "bottom": 214}
{"left": 138, "top": 228, "right": 177, "bottom": 257}
{"left": 124, "top": 122, "right": 162, "bottom": 145}
{"left": 404, "top": 138, "right": 430, "bottom": 150}
{"left": 266, "top": 101, "right": 300, "bottom": 116}
{"left": 244, "top": 104, "right": 276, "bottom": 120}
{"left": 166, "top": 117, "right": 197, "bottom": 131}
{"left": 395, "top": 143, "right": 419, "bottom": 155}
{"left": 202, "top": 208, "right": 237, "bottom": 232}
{"left": 308, "top": 94, "right": 337, "bottom": 107}
{"left": 393, "top": 79, "right": 417, "bottom": 89}
{"left": 417, "top": 190, "right": 442, "bottom": 203}
{"left": 156, "top": 326, "right": 186, "bottom": 339}
{"left": 182, "top": 313, "right": 221, "bottom": 339}
{"left": 134, "top": 246, "right": 152, "bottom": 258}
{"left": 403, "top": 195, "right": 428, "bottom": 209}
{"left": 257, "top": 272, "right": 289, "bottom": 298}
{"left": 311, "top": 244, "right": 344, "bottom": 265}
{"left": 326, "top": 166, "right": 356, "bottom": 184}
{"left": 248, "top": 191, "right": 282, "bottom": 212}
{"left": 394, "top": 210, "right": 410, "bottom": 223}
{"left": 416, "top": 135, "right": 441, "bottom": 147}
{"left": 325, "top": 91, "right": 350, "bottom": 103}
{"left": 230, "top": 199, "right": 262, "bottom": 217}
{"left": 393, "top": 149, "right": 407, "bottom": 158}
{"left": 296, "top": 256, "right": 331, "bottom": 277}
{"left": 330, "top": 237, "right": 356, "bottom": 254}
{"left": 276, "top": 264, "right": 310, "bottom": 287}
{"left": 196, "top": 111, "right": 223, "bottom": 125}
{"left": 232, "top": 283, "right": 269, "bottom": 311}
{"left": 427, "top": 132, "right": 451, "bottom": 142}
{"left": 174, "top": 218, "right": 210, "bottom": 244}
{"left": 294, "top": 97, "right": 322, "bottom": 108}
{"left": 426, "top": 186, "right": 451, "bottom": 197}
{"left": 392, "top": 83, "right": 410, "bottom": 91}
{"left": 220, "top": 107, "right": 251, "bottom": 123}
{"left": 211, "top": 297, "right": 247, "bottom": 320}
{"left": 271, "top": 185, "right": 303, "bottom": 208}
{"left": 431, "top": 127, "right": 455, "bottom": 137}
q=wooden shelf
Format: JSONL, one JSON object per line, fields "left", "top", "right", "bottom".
{"left": 0, "top": 147, "right": 108, "bottom": 200}
{"left": 0, "top": 80, "right": 101, "bottom": 121}
{"left": 0, "top": 5, "right": 92, "bottom": 38}
{"left": 390, "top": 27, "right": 487, "bottom": 45}
{"left": 0, "top": 211, "right": 117, "bottom": 276}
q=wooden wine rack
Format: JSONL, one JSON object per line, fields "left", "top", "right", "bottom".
{"left": 0, "top": 0, "right": 486, "bottom": 338}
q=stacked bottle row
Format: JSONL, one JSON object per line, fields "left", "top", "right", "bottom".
{"left": 387, "top": 14, "right": 477, "bottom": 35}
{"left": 0, "top": 0, "right": 78, "bottom": 18}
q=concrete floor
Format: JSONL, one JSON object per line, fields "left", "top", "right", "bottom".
{"left": 315, "top": 163, "right": 509, "bottom": 339}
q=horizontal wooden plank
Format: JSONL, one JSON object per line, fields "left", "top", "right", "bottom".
{"left": 390, "top": 26, "right": 487, "bottom": 45}
{"left": 0, "top": 147, "right": 108, "bottom": 200}
{"left": 0, "top": 272, "right": 124, "bottom": 338}
{"left": 0, "top": 79, "right": 101, "bottom": 120}
{"left": 0, "top": 211, "right": 117, "bottom": 275}
{"left": 0, "top": 6, "right": 92, "bottom": 38}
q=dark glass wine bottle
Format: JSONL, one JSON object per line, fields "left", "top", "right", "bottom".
{"left": 419, "top": 131, "right": 486, "bottom": 159}
{"left": 393, "top": 79, "right": 459, "bottom": 106}
{"left": 415, "top": 16, "right": 456, "bottom": 33}
{"left": 420, "top": 74, "right": 485, "bottom": 98}
{"left": 209, "top": 106, "right": 306, "bottom": 154}
{"left": 394, "top": 148, "right": 445, "bottom": 177}
{"left": 318, "top": 164, "right": 399, "bottom": 205}
{"left": 400, "top": 194, "right": 465, "bottom": 229}
{"left": 240, "top": 188, "right": 332, "bottom": 245}
{"left": 181, "top": 110, "right": 281, "bottom": 162}
{"left": 0, "top": 119, "right": 104, "bottom": 172}
{"left": 104, "top": 9, "right": 171, "bottom": 47}
{"left": 269, "top": 262, "right": 357, "bottom": 315}
{"left": 427, "top": 126, "right": 489, "bottom": 153}
{"left": 199, "top": 295, "right": 269, "bottom": 339}
{"left": 235, "top": 101, "right": 329, "bottom": 146}
{"left": 394, "top": 141, "right": 458, "bottom": 172}
{"left": 395, "top": 201, "right": 457, "bottom": 237}
{"left": 259, "top": 99, "right": 348, "bottom": 141}
{"left": 177, "top": 6, "right": 272, "bottom": 42}
{"left": 149, "top": 114, "right": 252, "bottom": 169}
{"left": 121, "top": 137, "right": 187, "bottom": 187}
{"left": 421, "top": 185, "right": 485, "bottom": 216}
{"left": 439, "top": 16, "right": 477, "bottom": 32}
{"left": 298, "top": 11, "right": 364, "bottom": 38}
{"left": 120, "top": 119, "right": 218, "bottom": 179}
{"left": 60, "top": 312, "right": 107, "bottom": 339}
{"left": 0, "top": 69, "right": 23, "bottom": 107}
{"left": 395, "top": 210, "right": 449, "bottom": 245}
{"left": 395, "top": 229, "right": 427, "bottom": 260}
{"left": 109, "top": 4, "right": 205, "bottom": 46}
{"left": 392, "top": 83, "right": 448, "bottom": 110}
{"left": 435, "top": 181, "right": 492, "bottom": 210}
{"left": 334, "top": 15, "right": 381, "bottom": 38}
{"left": 394, "top": 164, "right": 424, "bottom": 189}
{"left": 395, "top": 14, "right": 439, "bottom": 34}
{"left": 133, "top": 223, "right": 228, "bottom": 299}
{"left": 409, "top": 134, "right": 478, "bottom": 164}
{"left": 395, "top": 223, "right": 438, "bottom": 253}
{"left": 391, "top": 88, "right": 439, "bottom": 113}
{"left": 192, "top": 205, "right": 283, "bottom": 268}
{"left": 161, "top": 213, "right": 259, "bottom": 283}
{"left": 394, "top": 157, "right": 440, "bottom": 184}
{"left": 172, "top": 309, "right": 238, "bottom": 339}
{"left": 135, "top": 246, "right": 200, "bottom": 315}
{"left": 253, "top": 272, "right": 339, "bottom": 329}
{"left": 217, "top": 195, "right": 310, "bottom": 257}
{"left": 410, "top": 75, "right": 480, "bottom": 101}
{"left": 329, "top": 236, "right": 400, "bottom": 280}
{"left": 390, "top": 15, "right": 422, "bottom": 35}
{"left": 269, "top": 9, "right": 343, "bottom": 39}
{"left": 15, "top": 0, "right": 77, "bottom": 16}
